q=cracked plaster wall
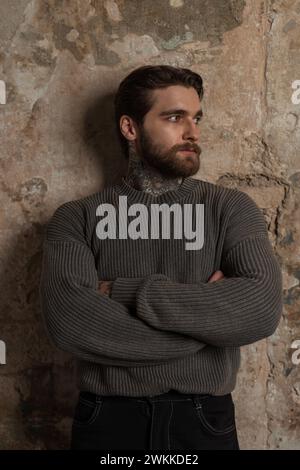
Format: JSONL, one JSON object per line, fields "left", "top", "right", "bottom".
{"left": 0, "top": 0, "right": 299, "bottom": 449}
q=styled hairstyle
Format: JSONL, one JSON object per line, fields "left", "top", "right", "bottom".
{"left": 114, "top": 65, "right": 204, "bottom": 159}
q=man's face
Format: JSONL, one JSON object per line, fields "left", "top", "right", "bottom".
{"left": 135, "top": 85, "right": 202, "bottom": 177}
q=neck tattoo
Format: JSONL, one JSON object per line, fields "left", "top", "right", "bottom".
{"left": 124, "top": 142, "right": 183, "bottom": 196}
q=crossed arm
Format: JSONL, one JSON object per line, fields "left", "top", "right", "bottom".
{"left": 98, "top": 236, "right": 282, "bottom": 348}
{"left": 41, "top": 192, "right": 283, "bottom": 368}
{"left": 39, "top": 237, "right": 207, "bottom": 368}
{"left": 98, "top": 269, "right": 224, "bottom": 296}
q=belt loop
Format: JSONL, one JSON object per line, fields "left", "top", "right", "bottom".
{"left": 96, "top": 395, "right": 103, "bottom": 404}
{"left": 191, "top": 396, "right": 201, "bottom": 408}
{"left": 145, "top": 396, "right": 154, "bottom": 406}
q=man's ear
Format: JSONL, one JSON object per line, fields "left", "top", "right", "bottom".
{"left": 120, "top": 115, "right": 138, "bottom": 142}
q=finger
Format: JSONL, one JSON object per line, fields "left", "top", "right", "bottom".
{"left": 208, "top": 270, "right": 224, "bottom": 283}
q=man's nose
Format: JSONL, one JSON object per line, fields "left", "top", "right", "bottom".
{"left": 182, "top": 119, "right": 200, "bottom": 141}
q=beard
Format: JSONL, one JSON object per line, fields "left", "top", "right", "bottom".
{"left": 136, "top": 125, "right": 201, "bottom": 178}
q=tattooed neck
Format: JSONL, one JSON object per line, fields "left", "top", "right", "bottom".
{"left": 124, "top": 143, "right": 183, "bottom": 196}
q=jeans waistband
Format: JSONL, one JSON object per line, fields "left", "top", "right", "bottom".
{"left": 143, "top": 389, "right": 212, "bottom": 401}
{"left": 80, "top": 389, "right": 212, "bottom": 403}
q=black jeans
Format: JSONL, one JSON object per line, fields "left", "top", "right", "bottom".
{"left": 71, "top": 389, "right": 240, "bottom": 450}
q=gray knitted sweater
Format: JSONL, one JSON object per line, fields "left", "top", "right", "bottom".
{"left": 39, "top": 176, "right": 283, "bottom": 397}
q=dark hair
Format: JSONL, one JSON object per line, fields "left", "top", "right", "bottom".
{"left": 114, "top": 65, "right": 204, "bottom": 159}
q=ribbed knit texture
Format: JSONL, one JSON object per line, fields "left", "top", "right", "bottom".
{"left": 39, "top": 176, "right": 283, "bottom": 397}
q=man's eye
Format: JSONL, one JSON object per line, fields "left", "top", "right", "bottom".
{"left": 168, "top": 116, "right": 202, "bottom": 124}
{"left": 168, "top": 115, "right": 180, "bottom": 122}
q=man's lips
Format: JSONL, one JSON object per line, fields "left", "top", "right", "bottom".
{"left": 178, "top": 148, "right": 198, "bottom": 154}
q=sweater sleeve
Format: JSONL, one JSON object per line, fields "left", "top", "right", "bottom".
{"left": 113, "top": 191, "right": 283, "bottom": 348}
{"left": 39, "top": 203, "right": 205, "bottom": 367}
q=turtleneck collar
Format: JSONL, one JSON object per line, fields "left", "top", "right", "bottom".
{"left": 113, "top": 176, "right": 199, "bottom": 205}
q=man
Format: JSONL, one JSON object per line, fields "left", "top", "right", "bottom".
{"left": 39, "top": 65, "right": 283, "bottom": 450}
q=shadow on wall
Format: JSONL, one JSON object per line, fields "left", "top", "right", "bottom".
{"left": 0, "top": 91, "right": 127, "bottom": 449}
{"left": 82, "top": 91, "right": 128, "bottom": 189}
{"left": 0, "top": 223, "right": 78, "bottom": 449}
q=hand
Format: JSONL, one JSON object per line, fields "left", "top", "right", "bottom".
{"left": 98, "top": 280, "right": 113, "bottom": 297}
{"left": 208, "top": 270, "right": 225, "bottom": 283}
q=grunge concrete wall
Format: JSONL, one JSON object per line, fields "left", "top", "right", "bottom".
{"left": 0, "top": 0, "right": 299, "bottom": 449}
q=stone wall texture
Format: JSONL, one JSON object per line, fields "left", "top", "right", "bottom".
{"left": 0, "top": 0, "right": 299, "bottom": 449}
